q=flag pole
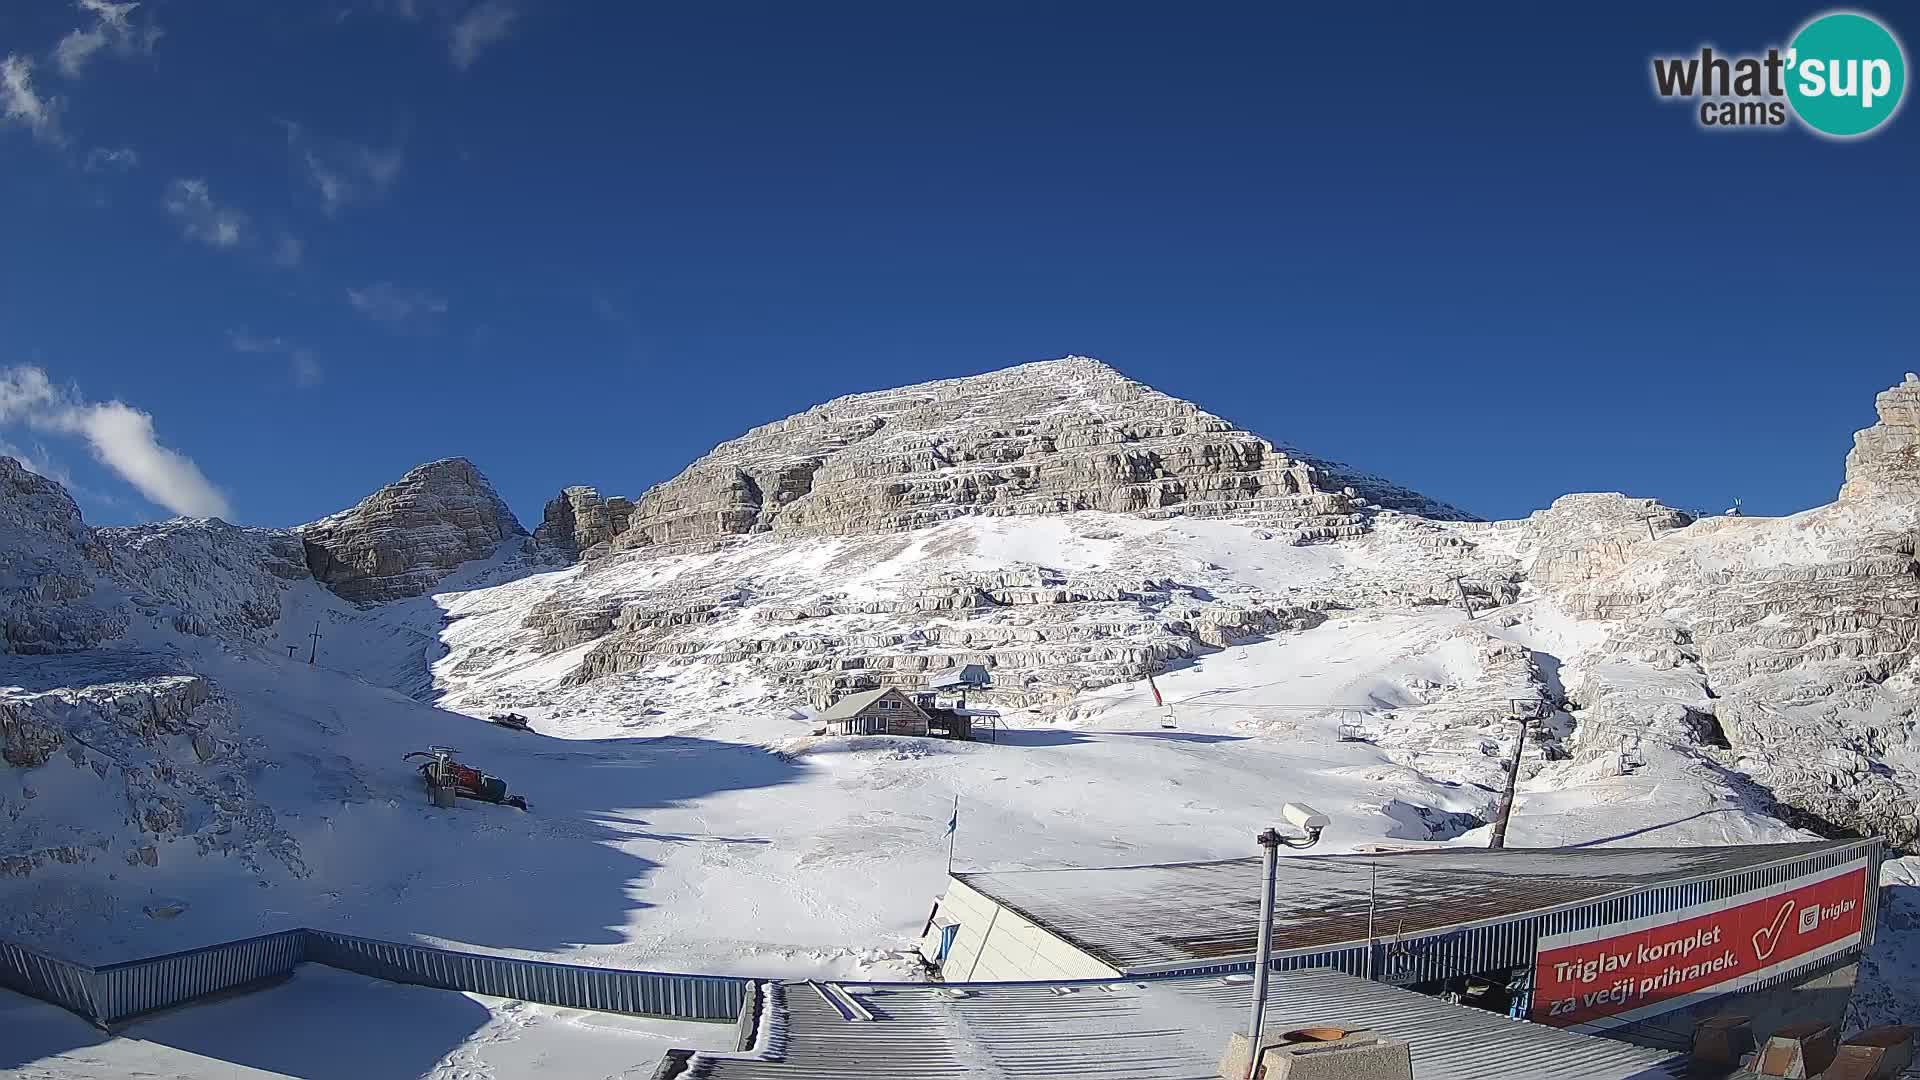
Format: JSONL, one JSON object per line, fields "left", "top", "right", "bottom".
{"left": 947, "top": 794, "right": 958, "bottom": 875}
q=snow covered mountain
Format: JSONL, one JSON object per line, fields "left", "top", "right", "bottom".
{"left": 540, "top": 356, "right": 1472, "bottom": 561}
{"left": 3, "top": 357, "right": 1918, "bottom": 1031}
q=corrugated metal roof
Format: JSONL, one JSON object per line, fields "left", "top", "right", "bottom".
{"left": 819, "top": 688, "right": 897, "bottom": 721}
{"left": 955, "top": 840, "right": 1854, "bottom": 971}
{"left": 682, "top": 968, "right": 1687, "bottom": 1079}
{"left": 928, "top": 665, "right": 989, "bottom": 689}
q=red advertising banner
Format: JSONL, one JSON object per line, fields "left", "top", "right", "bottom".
{"left": 1531, "top": 864, "right": 1867, "bottom": 1029}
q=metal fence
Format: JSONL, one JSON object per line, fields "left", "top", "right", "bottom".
{"left": 91, "top": 929, "right": 306, "bottom": 1024}
{"left": 0, "top": 935, "right": 97, "bottom": 1021}
{"left": 306, "top": 929, "right": 748, "bottom": 1021}
{"left": 1, "top": 926, "right": 748, "bottom": 1029}
{"left": 1, "top": 839, "right": 1886, "bottom": 1033}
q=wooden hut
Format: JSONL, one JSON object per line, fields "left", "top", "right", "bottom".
{"left": 819, "top": 688, "right": 931, "bottom": 736}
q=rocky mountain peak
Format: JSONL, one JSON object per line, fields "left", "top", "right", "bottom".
{"left": 0, "top": 456, "right": 124, "bottom": 654}
{"left": 533, "top": 485, "right": 634, "bottom": 561}
{"left": 298, "top": 457, "right": 526, "bottom": 603}
{"left": 1841, "top": 372, "right": 1920, "bottom": 502}
{"left": 556, "top": 356, "right": 1467, "bottom": 556}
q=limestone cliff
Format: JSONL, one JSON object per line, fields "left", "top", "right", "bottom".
{"left": 298, "top": 458, "right": 527, "bottom": 603}
{"left": 1532, "top": 375, "right": 1920, "bottom": 847}
{"left": 533, "top": 485, "right": 632, "bottom": 561}
{"left": 1841, "top": 372, "right": 1920, "bottom": 502}
{"left": 597, "top": 357, "right": 1470, "bottom": 552}
{"left": 100, "top": 518, "right": 312, "bottom": 639}
{"left": 0, "top": 457, "right": 125, "bottom": 654}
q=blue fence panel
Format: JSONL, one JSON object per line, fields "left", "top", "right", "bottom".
{"left": 89, "top": 929, "right": 305, "bottom": 1024}
{"left": 0, "top": 936, "right": 98, "bottom": 1023}
{"left": 303, "top": 929, "right": 748, "bottom": 1021}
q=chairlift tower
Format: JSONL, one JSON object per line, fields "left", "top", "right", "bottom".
{"left": 1488, "top": 700, "right": 1548, "bottom": 850}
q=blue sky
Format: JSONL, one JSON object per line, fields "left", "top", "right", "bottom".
{"left": 1, "top": 1, "right": 1914, "bottom": 527}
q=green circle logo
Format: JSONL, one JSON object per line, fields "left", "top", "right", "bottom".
{"left": 1787, "top": 11, "right": 1907, "bottom": 137}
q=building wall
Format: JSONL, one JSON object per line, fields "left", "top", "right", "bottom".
{"left": 830, "top": 711, "right": 929, "bottom": 736}
{"left": 932, "top": 879, "right": 1121, "bottom": 983}
{"left": 937, "top": 841, "right": 1882, "bottom": 1006}
{"left": 1604, "top": 959, "right": 1858, "bottom": 1052}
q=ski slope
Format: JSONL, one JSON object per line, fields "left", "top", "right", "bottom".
{"left": 6, "top": 587, "right": 1805, "bottom": 979}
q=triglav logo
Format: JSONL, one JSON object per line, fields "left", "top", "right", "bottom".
{"left": 1651, "top": 9, "right": 1907, "bottom": 137}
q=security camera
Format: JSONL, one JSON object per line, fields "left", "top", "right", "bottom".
{"left": 1283, "top": 803, "right": 1329, "bottom": 832}
{"left": 1265, "top": 803, "right": 1328, "bottom": 849}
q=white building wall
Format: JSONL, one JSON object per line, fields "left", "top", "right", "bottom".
{"left": 931, "top": 878, "right": 1121, "bottom": 983}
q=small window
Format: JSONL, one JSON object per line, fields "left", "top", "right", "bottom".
{"left": 877, "top": 698, "right": 897, "bottom": 710}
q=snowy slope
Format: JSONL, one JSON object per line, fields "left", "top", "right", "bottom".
{"left": 7, "top": 365, "right": 1920, "bottom": 1055}
{"left": 2, "top": 508, "right": 1806, "bottom": 982}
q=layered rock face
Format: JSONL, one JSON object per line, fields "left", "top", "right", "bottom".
{"left": 100, "top": 519, "right": 312, "bottom": 639}
{"left": 594, "top": 357, "right": 1469, "bottom": 552}
{"left": 1537, "top": 377, "right": 1920, "bottom": 848}
{"left": 1841, "top": 372, "right": 1920, "bottom": 501}
{"left": 299, "top": 458, "right": 527, "bottom": 603}
{"left": 498, "top": 520, "right": 1327, "bottom": 710}
{"left": 1518, "top": 494, "right": 1695, "bottom": 594}
{"left": 0, "top": 659, "right": 304, "bottom": 884}
{"left": 533, "top": 486, "right": 632, "bottom": 561}
{"left": 467, "top": 360, "right": 1483, "bottom": 719}
{"left": 0, "top": 457, "right": 125, "bottom": 654}
{"left": 432, "top": 502, "right": 1523, "bottom": 727}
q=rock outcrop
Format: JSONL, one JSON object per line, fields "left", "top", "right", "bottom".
{"left": 1841, "top": 372, "right": 1920, "bottom": 502}
{"left": 100, "top": 518, "right": 311, "bottom": 639}
{"left": 600, "top": 357, "right": 1470, "bottom": 552}
{"left": 533, "top": 486, "right": 632, "bottom": 561}
{"left": 1519, "top": 493, "right": 1695, "bottom": 594}
{"left": 0, "top": 457, "right": 125, "bottom": 654}
{"left": 1527, "top": 376, "right": 1920, "bottom": 848}
{"left": 1, "top": 665, "right": 304, "bottom": 882}
{"left": 298, "top": 458, "right": 527, "bottom": 603}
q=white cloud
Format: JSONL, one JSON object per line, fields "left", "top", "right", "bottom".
{"left": 78, "top": 403, "right": 230, "bottom": 518}
{"left": 365, "top": 0, "right": 520, "bottom": 70}
{"left": 449, "top": 0, "right": 519, "bottom": 70}
{"left": 346, "top": 281, "right": 448, "bottom": 325}
{"left": 228, "top": 329, "right": 325, "bottom": 389}
{"left": 226, "top": 329, "right": 285, "bottom": 354}
{"left": 84, "top": 144, "right": 138, "bottom": 171}
{"left": 1, "top": 55, "right": 63, "bottom": 144}
{"left": 163, "top": 178, "right": 250, "bottom": 249}
{"left": 55, "top": 0, "right": 161, "bottom": 79}
{"left": 284, "top": 122, "right": 405, "bottom": 215}
{"left": 0, "top": 364, "right": 231, "bottom": 518}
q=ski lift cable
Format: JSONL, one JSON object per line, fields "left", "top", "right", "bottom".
{"left": 1168, "top": 701, "right": 1376, "bottom": 712}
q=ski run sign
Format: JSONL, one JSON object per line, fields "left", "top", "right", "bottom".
{"left": 1531, "top": 859, "right": 1869, "bottom": 1030}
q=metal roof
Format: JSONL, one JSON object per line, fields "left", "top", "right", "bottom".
{"left": 955, "top": 840, "right": 1856, "bottom": 972}
{"left": 819, "top": 688, "right": 904, "bottom": 721}
{"left": 928, "top": 665, "right": 990, "bottom": 689}
{"left": 681, "top": 968, "right": 1687, "bottom": 1079}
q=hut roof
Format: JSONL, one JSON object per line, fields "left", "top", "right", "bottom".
{"left": 819, "top": 688, "right": 899, "bottom": 721}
